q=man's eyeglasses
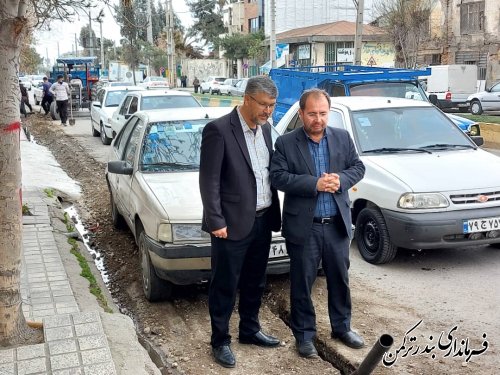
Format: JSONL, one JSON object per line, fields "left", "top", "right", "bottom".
{"left": 248, "top": 95, "right": 276, "bottom": 110}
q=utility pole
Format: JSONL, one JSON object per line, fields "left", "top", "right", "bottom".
{"left": 88, "top": 6, "right": 94, "bottom": 57}
{"left": 146, "top": 0, "right": 153, "bottom": 44}
{"left": 166, "top": 0, "right": 175, "bottom": 87}
{"left": 270, "top": 0, "right": 276, "bottom": 68}
{"left": 96, "top": 9, "right": 105, "bottom": 71}
{"left": 353, "top": 0, "right": 364, "bottom": 65}
{"left": 75, "top": 34, "right": 78, "bottom": 57}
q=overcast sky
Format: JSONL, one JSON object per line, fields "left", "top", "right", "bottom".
{"left": 35, "top": 1, "right": 193, "bottom": 66}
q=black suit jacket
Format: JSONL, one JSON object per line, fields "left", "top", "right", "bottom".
{"left": 199, "top": 108, "right": 281, "bottom": 241}
{"left": 270, "top": 126, "right": 365, "bottom": 245}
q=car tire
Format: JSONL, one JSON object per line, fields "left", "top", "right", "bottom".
{"left": 355, "top": 207, "right": 398, "bottom": 264}
{"left": 470, "top": 100, "right": 483, "bottom": 115}
{"left": 491, "top": 243, "right": 500, "bottom": 249}
{"left": 110, "top": 190, "right": 126, "bottom": 230}
{"left": 50, "top": 101, "right": 60, "bottom": 121}
{"left": 138, "top": 230, "right": 173, "bottom": 302}
{"left": 100, "top": 123, "right": 112, "bottom": 145}
{"left": 34, "top": 95, "right": 40, "bottom": 105}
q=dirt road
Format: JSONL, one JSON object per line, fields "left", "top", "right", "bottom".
{"left": 24, "top": 114, "right": 500, "bottom": 375}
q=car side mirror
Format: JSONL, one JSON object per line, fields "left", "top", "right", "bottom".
{"left": 107, "top": 160, "right": 133, "bottom": 175}
{"left": 125, "top": 114, "right": 131, "bottom": 119}
{"left": 428, "top": 94, "right": 439, "bottom": 106}
{"left": 471, "top": 136, "right": 484, "bottom": 147}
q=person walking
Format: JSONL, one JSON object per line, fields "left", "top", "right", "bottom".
{"left": 41, "top": 77, "right": 53, "bottom": 115}
{"left": 199, "top": 76, "right": 282, "bottom": 369}
{"left": 270, "top": 88, "right": 366, "bottom": 358}
{"left": 49, "top": 75, "right": 71, "bottom": 126}
{"left": 193, "top": 77, "right": 200, "bottom": 93}
{"left": 20, "top": 82, "right": 33, "bottom": 114}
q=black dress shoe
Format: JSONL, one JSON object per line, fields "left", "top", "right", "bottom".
{"left": 239, "top": 330, "right": 280, "bottom": 347}
{"left": 212, "top": 345, "right": 236, "bottom": 368}
{"left": 331, "top": 330, "right": 365, "bottom": 349}
{"left": 296, "top": 340, "right": 318, "bottom": 358}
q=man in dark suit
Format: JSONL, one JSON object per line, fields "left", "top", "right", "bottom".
{"left": 199, "top": 76, "right": 282, "bottom": 368}
{"left": 270, "top": 88, "right": 365, "bottom": 358}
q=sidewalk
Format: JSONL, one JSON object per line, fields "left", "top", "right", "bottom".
{"left": 0, "top": 129, "right": 161, "bottom": 374}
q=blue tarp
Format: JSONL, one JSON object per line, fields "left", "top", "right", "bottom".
{"left": 56, "top": 57, "right": 97, "bottom": 65}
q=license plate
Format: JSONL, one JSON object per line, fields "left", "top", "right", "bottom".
{"left": 463, "top": 216, "right": 500, "bottom": 233}
{"left": 269, "top": 242, "right": 288, "bottom": 259}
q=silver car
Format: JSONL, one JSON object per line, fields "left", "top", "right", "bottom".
{"left": 467, "top": 81, "right": 500, "bottom": 115}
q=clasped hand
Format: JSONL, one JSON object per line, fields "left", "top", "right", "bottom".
{"left": 317, "top": 172, "right": 340, "bottom": 193}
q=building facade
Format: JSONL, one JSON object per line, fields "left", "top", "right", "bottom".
{"left": 419, "top": 0, "right": 500, "bottom": 85}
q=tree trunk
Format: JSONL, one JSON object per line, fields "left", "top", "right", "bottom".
{"left": 0, "top": 0, "right": 42, "bottom": 347}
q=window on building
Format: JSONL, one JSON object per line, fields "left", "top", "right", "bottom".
{"left": 249, "top": 17, "right": 259, "bottom": 33}
{"left": 460, "top": 1, "right": 485, "bottom": 34}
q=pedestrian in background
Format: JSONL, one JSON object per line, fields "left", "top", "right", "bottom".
{"left": 50, "top": 74, "right": 71, "bottom": 126}
{"left": 19, "top": 82, "right": 32, "bottom": 116}
{"left": 193, "top": 77, "right": 200, "bottom": 93}
{"left": 270, "top": 88, "right": 366, "bottom": 358}
{"left": 199, "top": 76, "right": 282, "bottom": 369}
{"left": 41, "top": 77, "right": 53, "bottom": 115}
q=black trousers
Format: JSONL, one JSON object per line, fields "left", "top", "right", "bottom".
{"left": 22, "top": 96, "right": 32, "bottom": 112}
{"left": 194, "top": 85, "right": 199, "bottom": 93}
{"left": 209, "top": 211, "right": 272, "bottom": 348}
{"left": 56, "top": 100, "right": 69, "bottom": 124}
{"left": 286, "top": 218, "right": 352, "bottom": 343}
{"left": 41, "top": 95, "right": 53, "bottom": 114}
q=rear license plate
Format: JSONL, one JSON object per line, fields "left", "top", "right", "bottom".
{"left": 463, "top": 216, "right": 500, "bottom": 234}
{"left": 269, "top": 242, "right": 287, "bottom": 259}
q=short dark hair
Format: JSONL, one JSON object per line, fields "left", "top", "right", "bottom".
{"left": 57, "top": 74, "right": 64, "bottom": 79}
{"left": 43, "top": 77, "right": 48, "bottom": 81}
{"left": 299, "top": 88, "right": 331, "bottom": 110}
{"left": 245, "top": 75, "right": 278, "bottom": 98}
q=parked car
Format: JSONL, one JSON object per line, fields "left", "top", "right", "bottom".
{"left": 140, "top": 76, "right": 170, "bottom": 89}
{"left": 19, "top": 76, "right": 32, "bottom": 90}
{"left": 91, "top": 86, "right": 144, "bottom": 145}
{"left": 466, "top": 81, "right": 500, "bottom": 115}
{"left": 110, "top": 90, "right": 202, "bottom": 137}
{"left": 30, "top": 75, "right": 46, "bottom": 88}
{"left": 273, "top": 96, "right": 499, "bottom": 265}
{"left": 106, "top": 107, "right": 289, "bottom": 301}
{"left": 229, "top": 78, "right": 249, "bottom": 96}
{"left": 200, "top": 76, "right": 226, "bottom": 94}
{"left": 103, "top": 81, "right": 135, "bottom": 87}
{"left": 218, "top": 78, "right": 239, "bottom": 95}
{"left": 33, "top": 82, "right": 44, "bottom": 105}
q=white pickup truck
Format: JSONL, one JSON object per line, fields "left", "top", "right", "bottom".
{"left": 272, "top": 96, "right": 500, "bottom": 264}
{"left": 32, "top": 82, "right": 44, "bottom": 105}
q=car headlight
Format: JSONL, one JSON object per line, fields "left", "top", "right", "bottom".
{"left": 158, "top": 223, "right": 173, "bottom": 242}
{"left": 398, "top": 193, "right": 449, "bottom": 209}
{"left": 172, "top": 224, "right": 211, "bottom": 242}
{"left": 469, "top": 124, "right": 480, "bottom": 136}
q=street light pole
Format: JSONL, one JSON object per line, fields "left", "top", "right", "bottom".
{"left": 88, "top": 6, "right": 94, "bottom": 57}
{"left": 96, "top": 10, "right": 105, "bottom": 72}
{"left": 353, "top": 0, "right": 365, "bottom": 65}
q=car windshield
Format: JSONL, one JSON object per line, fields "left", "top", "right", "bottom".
{"left": 215, "top": 78, "right": 226, "bottom": 82}
{"left": 140, "top": 119, "right": 210, "bottom": 171}
{"left": 350, "top": 107, "right": 474, "bottom": 153}
{"left": 141, "top": 95, "right": 201, "bottom": 110}
{"left": 350, "top": 82, "right": 426, "bottom": 101}
{"left": 105, "top": 90, "right": 135, "bottom": 107}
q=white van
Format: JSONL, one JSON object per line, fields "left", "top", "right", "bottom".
{"left": 273, "top": 97, "right": 500, "bottom": 264}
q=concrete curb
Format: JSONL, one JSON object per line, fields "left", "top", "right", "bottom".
{"left": 479, "top": 122, "right": 500, "bottom": 148}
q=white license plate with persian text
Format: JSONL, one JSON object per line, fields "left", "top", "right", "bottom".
{"left": 269, "top": 242, "right": 288, "bottom": 259}
{"left": 463, "top": 216, "right": 500, "bottom": 234}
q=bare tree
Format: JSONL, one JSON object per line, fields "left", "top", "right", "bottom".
{"left": 374, "top": 0, "right": 433, "bottom": 68}
{"left": 0, "top": 0, "right": 91, "bottom": 347}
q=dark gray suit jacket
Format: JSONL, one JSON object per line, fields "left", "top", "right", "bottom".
{"left": 270, "top": 126, "right": 365, "bottom": 245}
{"left": 199, "top": 108, "right": 281, "bottom": 241}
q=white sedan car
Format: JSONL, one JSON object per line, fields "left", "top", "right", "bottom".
{"left": 139, "top": 76, "right": 170, "bottom": 89}
{"left": 110, "top": 90, "right": 202, "bottom": 137}
{"left": 106, "top": 107, "right": 289, "bottom": 301}
{"left": 91, "top": 86, "right": 144, "bottom": 145}
{"left": 467, "top": 81, "right": 500, "bottom": 115}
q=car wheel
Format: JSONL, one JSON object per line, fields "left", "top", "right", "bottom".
{"left": 355, "top": 207, "right": 398, "bottom": 264}
{"left": 138, "top": 230, "right": 173, "bottom": 301}
{"left": 34, "top": 95, "right": 39, "bottom": 105}
{"left": 100, "top": 123, "right": 112, "bottom": 145}
{"left": 470, "top": 100, "right": 483, "bottom": 115}
{"left": 491, "top": 243, "right": 500, "bottom": 249}
{"left": 109, "top": 190, "right": 126, "bottom": 229}
{"left": 50, "top": 101, "right": 60, "bottom": 121}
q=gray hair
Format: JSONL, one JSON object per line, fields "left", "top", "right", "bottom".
{"left": 244, "top": 75, "right": 278, "bottom": 98}
{"left": 299, "top": 88, "right": 331, "bottom": 110}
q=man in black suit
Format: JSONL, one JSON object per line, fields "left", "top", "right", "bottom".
{"left": 199, "top": 76, "right": 282, "bottom": 368}
{"left": 270, "top": 89, "right": 365, "bottom": 358}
